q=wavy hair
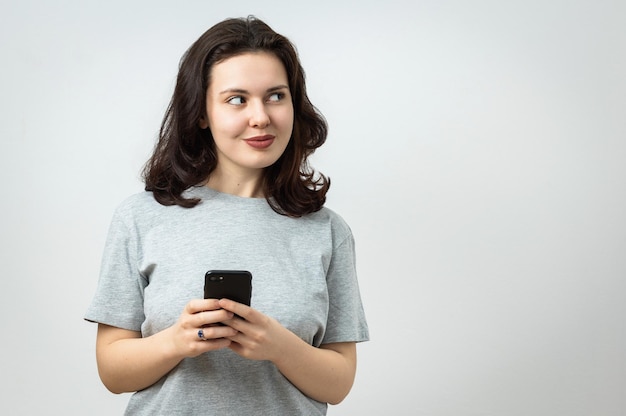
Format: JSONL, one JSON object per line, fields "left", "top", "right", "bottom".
{"left": 142, "top": 16, "right": 329, "bottom": 217}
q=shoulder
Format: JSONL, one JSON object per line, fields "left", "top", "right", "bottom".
{"left": 309, "top": 206, "right": 350, "bottom": 226}
{"left": 306, "top": 206, "right": 354, "bottom": 245}
{"left": 114, "top": 191, "right": 161, "bottom": 215}
{"left": 110, "top": 191, "right": 173, "bottom": 228}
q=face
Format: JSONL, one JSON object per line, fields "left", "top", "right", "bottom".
{"left": 201, "top": 52, "right": 294, "bottom": 178}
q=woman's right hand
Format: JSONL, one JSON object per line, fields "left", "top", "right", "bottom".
{"left": 96, "top": 298, "right": 237, "bottom": 393}
{"left": 169, "top": 298, "right": 239, "bottom": 358}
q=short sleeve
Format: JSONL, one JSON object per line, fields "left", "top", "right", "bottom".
{"left": 322, "top": 230, "right": 370, "bottom": 344}
{"left": 84, "top": 205, "right": 147, "bottom": 331}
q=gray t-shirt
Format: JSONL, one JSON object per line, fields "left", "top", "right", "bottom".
{"left": 85, "top": 186, "right": 369, "bottom": 415}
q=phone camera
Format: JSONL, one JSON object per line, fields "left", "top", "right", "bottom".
{"left": 209, "top": 275, "right": 224, "bottom": 282}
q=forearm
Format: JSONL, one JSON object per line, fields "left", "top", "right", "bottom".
{"left": 96, "top": 325, "right": 182, "bottom": 394}
{"left": 272, "top": 336, "right": 357, "bottom": 405}
{"left": 217, "top": 298, "right": 359, "bottom": 404}
{"left": 95, "top": 300, "right": 237, "bottom": 393}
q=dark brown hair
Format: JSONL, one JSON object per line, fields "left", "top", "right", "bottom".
{"left": 142, "top": 16, "right": 329, "bottom": 217}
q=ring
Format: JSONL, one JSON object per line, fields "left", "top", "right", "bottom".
{"left": 198, "top": 329, "right": 206, "bottom": 340}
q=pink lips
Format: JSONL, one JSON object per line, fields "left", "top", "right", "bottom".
{"left": 244, "top": 135, "right": 275, "bottom": 149}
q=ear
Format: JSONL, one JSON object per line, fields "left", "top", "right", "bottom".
{"left": 199, "top": 117, "right": 209, "bottom": 129}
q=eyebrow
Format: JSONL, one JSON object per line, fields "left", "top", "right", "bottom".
{"left": 218, "top": 85, "right": 289, "bottom": 95}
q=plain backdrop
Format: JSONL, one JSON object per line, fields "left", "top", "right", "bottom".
{"left": 1, "top": 1, "right": 625, "bottom": 415}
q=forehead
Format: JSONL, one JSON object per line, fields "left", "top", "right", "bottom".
{"left": 208, "top": 52, "right": 288, "bottom": 92}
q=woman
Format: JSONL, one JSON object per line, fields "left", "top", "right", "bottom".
{"left": 85, "top": 16, "right": 369, "bottom": 415}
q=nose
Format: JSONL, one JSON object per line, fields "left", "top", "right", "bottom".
{"left": 248, "top": 101, "right": 270, "bottom": 128}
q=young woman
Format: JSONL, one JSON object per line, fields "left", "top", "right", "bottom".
{"left": 85, "top": 16, "right": 369, "bottom": 415}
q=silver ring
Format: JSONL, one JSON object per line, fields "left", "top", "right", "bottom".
{"left": 198, "top": 329, "right": 206, "bottom": 340}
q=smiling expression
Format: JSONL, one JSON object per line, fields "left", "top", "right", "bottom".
{"left": 200, "top": 52, "right": 294, "bottom": 180}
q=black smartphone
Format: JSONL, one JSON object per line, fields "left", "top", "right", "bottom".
{"left": 204, "top": 270, "right": 252, "bottom": 305}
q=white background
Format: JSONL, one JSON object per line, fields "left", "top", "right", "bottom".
{"left": 1, "top": 1, "right": 625, "bottom": 415}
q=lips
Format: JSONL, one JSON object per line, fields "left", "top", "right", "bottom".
{"left": 244, "top": 135, "right": 275, "bottom": 149}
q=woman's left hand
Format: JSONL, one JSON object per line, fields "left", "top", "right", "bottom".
{"left": 217, "top": 298, "right": 357, "bottom": 404}
{"left": 217, "top": 298, "right": 288, "bottom": 362}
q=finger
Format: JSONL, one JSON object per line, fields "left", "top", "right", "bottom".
{"left": 218, "top": 298, "right": 252, "bottom": 320}
{"left": 198, "top": 337, "right": 232, "bottom": 353}
{"left": 221, "top": 315, "right": 251, "bottom": 333}
{"left": 185, "top": 298, "right": 222, "bottom": 314}
{"left": 193, "top": 309, "right": 234, "bottom": 328}
{"left": 197, "top": 324, "right": 238, "bottom": 341}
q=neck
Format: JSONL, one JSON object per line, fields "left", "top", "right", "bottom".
{"left": 204, "top": 167, "right": 264, "bottom": 198}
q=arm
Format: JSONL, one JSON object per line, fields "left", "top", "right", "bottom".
{"left": 274, "top": 339, "right": 357, "bottom": 405}
{"left": 95, "top": 299, "right": 237, "bottom": 393}
{"left": 218, "top": 298, "right": 357, "bottom": 405}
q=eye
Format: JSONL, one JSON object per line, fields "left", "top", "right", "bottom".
{"left": 267, "top": 92, "right": 285, "bottom": 102}
{"left": 227, "top": 96, "right": 245, "bottom": 105}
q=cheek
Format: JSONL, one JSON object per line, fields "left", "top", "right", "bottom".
{"left": 276, "top": 108, "right": 295, "bottom": 134}
{"left": 209, "top": 111, "right": 245, "bottom": 136}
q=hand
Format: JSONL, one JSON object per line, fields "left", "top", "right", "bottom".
{"left": 168, "top": 298, "right": 239, "bottom": 358}
{"left": 216, "top": 299, "right": 358, "bottom": 405}
{"left": 217, "top": 298, "right": 290, "bottom": 362}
